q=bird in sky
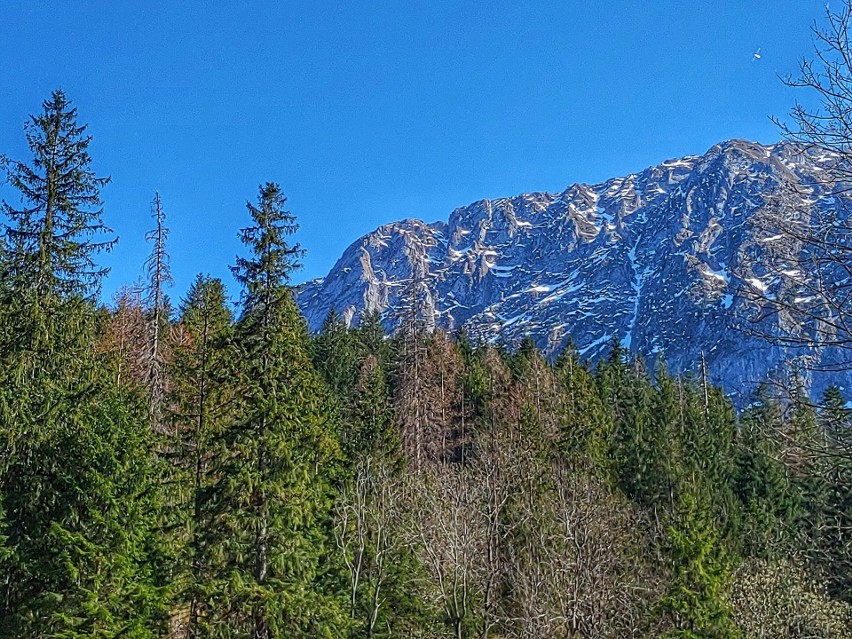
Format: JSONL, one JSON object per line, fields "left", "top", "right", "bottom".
{"left": 752, "top": 47, "right": 762, "bottom": 61}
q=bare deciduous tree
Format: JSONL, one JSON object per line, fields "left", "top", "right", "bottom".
{"left": 505, "top": 461, "right": 659, "bottom": 639}
{"left": 411, "top": 462, "right": 483, "bottom": 639}
{"left": 742, "top": 2, "right": 852, "bottom": 375}
{"left": 99, "top": 285, "right": 148, "bottom": 388}
{"left": 335, "top": 456, "right": 408, "bottom": 638}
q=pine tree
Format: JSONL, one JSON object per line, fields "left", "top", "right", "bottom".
{"left": 312, "top": 308, "right": 360, "bottom": 400}
{"left": 166, "top": 275, "right": 233, "bottom": 638}
{"left": 820, "top": 386, "right": 852, "bottom": 439}
{"left": 207, "top": 182, "right": 346, "bottom": 637}
{"left": 347, "top": 354, "right": 398, "bottom": 462}
{"left": 0, "top": 89, "right": 114, "bottom": 302}
{"left": 0, "top": 359, "right": 167, "bottom": 638}
{"left": 553, "top": 343, "right": 611, "bottom": 472}
{"left": 733, "top": 386, "right": 801, "bottom": 558}
{"left": 354, "top": 310, "right": 393, "bottom": 368}
{"left": 604, "top": 352, "right": 660, "bottom": 510}
{"left": 660, "top": 490, "right": 738, "bottom": 639}
{"left": 0, "top": 91, "right": 165, "bottom": 638}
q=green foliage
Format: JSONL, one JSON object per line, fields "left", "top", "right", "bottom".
{"left": 312, "top": 309, "right": 361, "bottom": 399}
{"left": 230, "top": 182, "right": 303, "bottom": 304}
{"left": 353, "top": 309, "right": 394, "bottom": 369}
{"left": 606, "top": 357, "right": 663, "bottom": 507}
{"left": 553, "top": 343, "right": 611, "bottom": 471}
{"left": 0, "top": 88, "right": 847, "bottom": 639}
{"left": 165, "top": 275, "right": 234, "bottom": 637}
{"left": 0, "top": 89, "right": 114, "bottom": 300}
{"left": 660, "top": 490, "right": 739, "bottom": 639}
{"left": 348, "top": 355, "right": 399, "bottom": 461}
{"left": 0, "top": 91, "right": 164, "bottom": 639}
{"left": 0, "top": 304, "right": 166, "bottom": 638}
{"left": 203, "top": 183, "right": 346, "bottom": 637}
{"left": 733, "top": 388, "right": 801, "bottom": 558}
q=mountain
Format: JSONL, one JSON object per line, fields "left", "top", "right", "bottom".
{"left": 296, "top": 140, "right": 851, "bottom": 402}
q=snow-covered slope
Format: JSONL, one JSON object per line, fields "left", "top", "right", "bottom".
{"left": 297, "top": 140, "right": 851, "bottom": 401}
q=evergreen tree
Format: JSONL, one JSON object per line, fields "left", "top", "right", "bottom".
{"left": 208, "top": 182, "right": 346, "bottom": 637}
{"left": 733, "top": 387, "right": 801, "bottom": 558}
{"left": 595, "top": 337, "right": 630, "bottom": 411}
{"left": 0, "top": 91, "right": 165, "bottom": 638}
{"left": 646, "top": 366, "right": 684, "bottom": 511}
{"left": 353, "top": 310, "right": 393, "bottom": 369}
{"left": 0, "top": 90, "right": 113, "bottom": 302}
{"left": 346, "top": 354, "right": 398, "bottom": 462}
{"left": 605, "top": 354, "right": 660, "bottom": 510}
{"left": 166, "top": 275, "right": 233, "bottom": 638}
{"left": 697, "top": 384, "right": 740, "bottom": 533}
{"left": 821, "top": 385, "right": 850, "bottom": 435}
{"left": 0, "top": 360, "right": 166, "bottom": 638}
{"left": 312, "top": 308, "right": 360, "bottom": 400}
{"left": 660, "top": 490, "right": 738, "bottom": 639}
{"left": 456, "top": 331, "right": 489, "bottom": 462}
{"left": 553, "top": 342, "right": 611, "bottom": 472}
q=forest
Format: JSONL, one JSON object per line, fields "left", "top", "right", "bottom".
{"left": 0, "top": 91, "right": 850, "bottom": 639}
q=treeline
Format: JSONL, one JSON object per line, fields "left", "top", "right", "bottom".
{"left": 0, "top": 91, "right": 850, "bottom": 639}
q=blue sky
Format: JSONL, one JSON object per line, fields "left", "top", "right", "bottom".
{"left": 0, "top": 1, "right": 829, "bottom": 302}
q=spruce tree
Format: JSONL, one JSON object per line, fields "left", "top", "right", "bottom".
{"left": 354, "top": 310, "right": 393, "bottom": 368}
{"left": 660, "top": 490, "right": 738, "bottom": 639}
{"left": 733, "top": 387, "right": 801, "bottom": 558}
{"left": 696, "top": 384, "right": 740, "bottom": 531}
{"left": 821, "top": 385, "right": 850, "bottom": 439}
{"left": 0, "top": 361, "right": 166, "bottom": 638}
{"left": 208, "top": 182, "right": 345, "bottom": 637}
{"left": 0, "top": 91, "right": 165, "bottom": 638}
{"left": 347, "top": 354, "right": 398, "bottom": 462}
{"left": 0, "top": 89, "right": 113, "bottom": 302}
{"left": 553, "top": 343, "right": 611, "bottom": 472}
{"left": 166, "top": 275, "right": 233, "bottom": 638}
{"left": 605, "top": 354, "right": 659, "bottom": 509}
{"left": 312, "top": 308, "right": 360, "bottom": 400}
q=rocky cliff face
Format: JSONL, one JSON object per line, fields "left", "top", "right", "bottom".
{"left": 296, "top": 140, "right": 851, "bottom": 402}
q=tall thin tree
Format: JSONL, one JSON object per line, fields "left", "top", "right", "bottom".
{"left": 212, "top": 182, "right": 344, "bottom": 638}
{"left": 143, "top": 192, "right": 173, "bottom": 423}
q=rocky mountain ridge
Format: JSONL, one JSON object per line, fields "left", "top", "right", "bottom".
{"left": 296, "top": 140, "right": 851, "bottom": 401}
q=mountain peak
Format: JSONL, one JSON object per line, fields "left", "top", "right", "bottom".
{"left": 297, "top": 140, "right": 849, "bottom": 401}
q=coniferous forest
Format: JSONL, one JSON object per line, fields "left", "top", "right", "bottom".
{"left": 0, "top": 91, "right": 851, "bottom": 639}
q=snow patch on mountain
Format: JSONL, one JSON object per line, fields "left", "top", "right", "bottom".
{"left": 297, "top": 140, "right": 852, "bottom": 402}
